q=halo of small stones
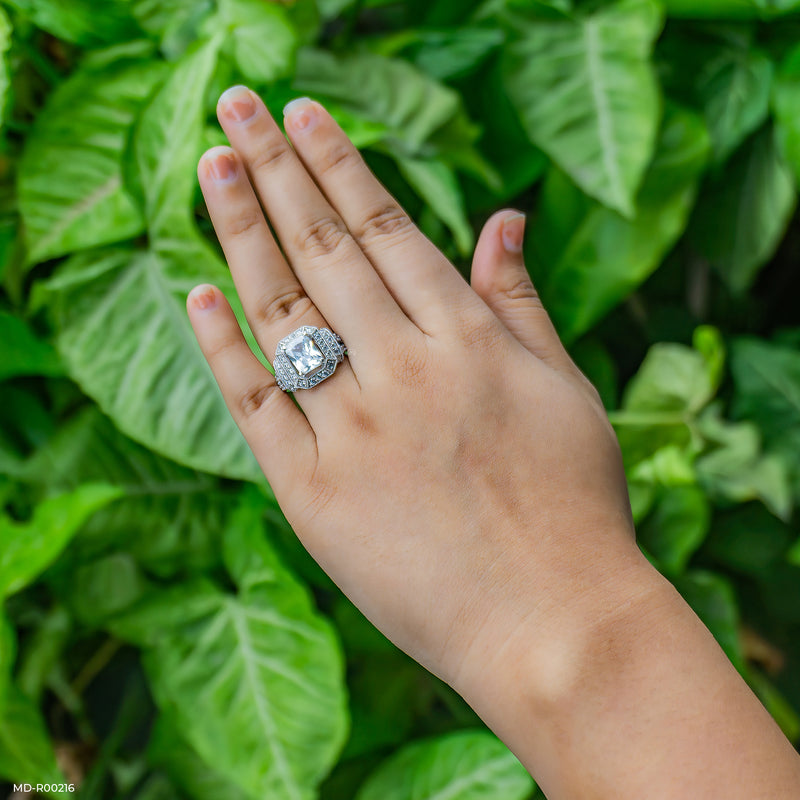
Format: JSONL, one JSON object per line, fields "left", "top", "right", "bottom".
{"left": 274, "top": 326, "right": 347, "bottom": 392}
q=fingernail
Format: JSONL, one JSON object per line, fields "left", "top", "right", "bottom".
{"left": 219, "top": 85, "right": 257, "bottom": 123}
{"left": 202, "top": 146, "right": 237, "bottom": 183}
{"left": 189, "top": 284, "right": 217, "bottom": 311}
{"left": 501, "top": 212, "right": 526, "bottom": 253}
{"left": 283, "top": 97, "right": 319, "bottom": 133}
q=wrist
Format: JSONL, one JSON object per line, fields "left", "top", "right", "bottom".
{"left": 448, "top": 531, "right": 661, "bottom": 702}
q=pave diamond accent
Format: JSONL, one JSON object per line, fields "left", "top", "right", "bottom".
{"left": 274, "top": 326, "right": 347, "bottom": 392}
{"left": 284, "top": 330, "right": 325, "bottom": 376}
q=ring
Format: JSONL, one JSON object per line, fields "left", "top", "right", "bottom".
{"left": 273, "top": 325, "right": 348, "bottom": 392}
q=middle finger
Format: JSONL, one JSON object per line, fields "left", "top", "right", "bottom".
{"left": 216, "top": 85, "right": 408, "bottom": 360}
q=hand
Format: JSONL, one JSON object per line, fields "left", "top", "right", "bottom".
{"left": 187, "top": 86, "right": 649, "bottom": 690}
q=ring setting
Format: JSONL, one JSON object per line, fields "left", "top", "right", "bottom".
{"left": 274, "top": 326, "right": 347, "bottom": 392}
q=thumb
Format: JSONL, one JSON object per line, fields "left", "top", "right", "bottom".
{"left": 470, "top": 209, "right": 571, "bottom": 371}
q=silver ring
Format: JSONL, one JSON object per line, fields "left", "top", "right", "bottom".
{"left": 273, "top": 326, "right": 347, "bottom": 392}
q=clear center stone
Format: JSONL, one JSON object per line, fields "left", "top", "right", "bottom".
{"left": 284, "top": 332, "right": 325, "bottom": 376}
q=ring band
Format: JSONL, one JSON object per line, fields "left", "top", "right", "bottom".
{"left": 274, "top": 326, "right": 347, "bottom": 392}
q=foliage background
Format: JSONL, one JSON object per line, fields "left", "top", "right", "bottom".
{"left": 1, "top": 0, "right": 800, "bottom": 797}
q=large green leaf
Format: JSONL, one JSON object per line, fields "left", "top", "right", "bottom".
{"left": 0, "top": 312, "right": 62, "bottom": 381}
{"left": 3, "top": 0, "right": 140, "bottom": 45}
{"left": 663, "top": 0, "right": 800, "bottom": 19}
{"left": 531, "top": 107, "right": 709, "bottom": 343}
{"left": 18, "top": 57, "right": 166, "bottom": 265}
{"left": 219, "top": 0, "right": 298, "bottom": 84}
{"left": 135, "top": 36, "right": 222, "bottom": 242}
{"left": 396, "top": 157, "right": 474, "bottom": 255}
{"left": 502, "top": 0, "right": 663, "bottom": 216}
{"left": 0, "top": 611, "right": 14, "bottom": 717}
{"left": 689, "top": 127, "right": 796, "bottom": 293}
{"left": 43, "top": 247, "right": 261, "bottom": 481}
{"left": 148, "top": 715, "right": 251, "bottom": 800}
{"left": 132, "top": 0, "right": 215, "bottom": 58}
{"left": 107, "top": 492, "right": 348, "bottom": 800}
{"left": 730, "top": 335, "right": 800, "bottom": 494}
{"left": 696, "top": 403, "right": 793, "bottom": 520}
{"left": 0, "top": 483, "right": 121, "bottom": 598}
{"left": 355, "top": 730, "right": 535, "bottom": 800}
{"left": 112, "top": 575, "right": 347, "bottom": 800}
{"left": 292, "top": 48, "right": 496, "bottom": 185}
{"left": 637, "top": 485, "right": 710, "bottom": 574}
{"left": 705, "top": 503, "right": 794, "bottom": 576}
{"left": 21, "top": 407, "right": 246, "bottom": 575}
{"left": 611, "top": 327, "right": 722, "bottom": 468}
{"left": 0, "top": 685, "right": 69, "bottom": 796}
{"left": 0, "top": 7, "right": 10, "bottom": 129}
{"left": 773, "top": 42, "right": 800, "bottom": 183}
{"left": 696, "top": 44, "right": 773, "bottom": 164}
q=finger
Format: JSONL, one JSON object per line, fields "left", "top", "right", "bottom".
{"left": 186, "top": 283, "right": 317, "bottom": 497}
{"left": 216, "top": 86, "right": 408, "bottom": 354}
{"left": 282, "top": 97, "right": 481, "bottom": 332}
{"left": 197, "top": 146, "right": 356, "bottom": 415}
{"left": 470, "top": 210, "right": 574, "bottom": 372}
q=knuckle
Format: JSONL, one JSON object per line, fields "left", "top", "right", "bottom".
{"left": 236, "top": 381, "right": 281, "bottom": 418}
{"left": 505, "top": 275, "right": 542, "bottom": 306}
{"left": 254, "top": 287, "right": 314, "bottom": 327}
{"left": 460, "top": 312, "right": 502, "bottom": 352}
{"left": 317, "top": 143, "right": 356, "bottom": 177}
{"left": 223, "top": 208, "right": 263, "bottom": 238}
{"left": 354, "top": 205, "right": 415, "bottom": 249}
{"left": 248, "top": 138, "right": 293, "bottom": 174}
{"left": 386, "top": 339, "right": 428, "bottom": 390}
{"left": 295, "top": 216, "right": 349, "bottom": 259}
{"left": 207, "top": 333, "right": 243, "bottom": 362}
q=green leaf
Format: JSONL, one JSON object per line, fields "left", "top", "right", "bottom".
{"left": 355, "top": 730, "right": 535, "bottom": 800}
{"left": 705, "top": 503, "right": 794, "bottom": 576}
{"left": 43, "top": 246, "right": 261, "bottom": 481}
{"left": 689, "top": 127, "right": 796, "bottom": 293}
{"left": 502, "top": 0, "right": 663, "bottom": 216}
{"left": 622, "top": 341, "right": 716, "bottom": 415}
{"left": 773, "top": 42, "right": 800, "bottom": 183}
{"left": 60, "top": 554, "right": 150, "bottom": 626}
{"left": 0, "top": 684, "right": 68, "bottom": 795}
{"left": 292, "top": 48, "right": 495, "bottom": 184}
{"left": 149, "top": 715, "right": 251, "bottom": 800}
{"left": 136, "top": 37, "right": 222, "bottom": 242}
{"left": 395, "top": 158, "right": 474, "bottom": 255}
{"left": 293, "top": 48, "right": 460, "bottom": 150}
{"left": 3, "top": 0, "right": 141, "bottom": 46}
{"left": 220, "top": 0, "right": 298, "bottom": 84}
{"left": 0, "top": 611, "right": 14, "bottom": 717}
{"left": 132, "top": 0, "right": 216, "bottom": 58}
{"left": 21, "top": 407, "right": 245, "bottom": 575}
{"left": 381, "top": 27, "right": 504, "bottom": 81}
{"left": 0, "top": 483, "right": 122, "bottom": 598}
{"left": 531, "top": 106, "right": 709, "bottom": 343}
{"left": 18, "top": 57, "right": 166, "bottom": 265}
{"left": 0, "top": 312, "right": 63, "bottom": 381}
{"left": 673, "top": 570, "right": 746, "bottom": 673}
{"left": 0, "top": 7, "right": 11, "bottom": 129}
{"left": 696, "top": 403, "right": 793, "bottom": 520}
{"left": 662, "top": 0, "right": 800, "bottom": 20}
{"left": 112, "top": 576, "right": 348, "bottom": 800}
{"left": 610, "top": 330, "right": 720, "bottom": 469}
{"left": 730, "top": 335, "right": 800, "bottom": 493}
{"left": 697, "top": 44, "right": 773, "bottom": 165}
{"left": 637, "top": 485, "right": 710, "bottom": 574}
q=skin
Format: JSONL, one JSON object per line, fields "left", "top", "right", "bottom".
{"left": 187, "top": 86, "right": 800, "bottom": 799}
